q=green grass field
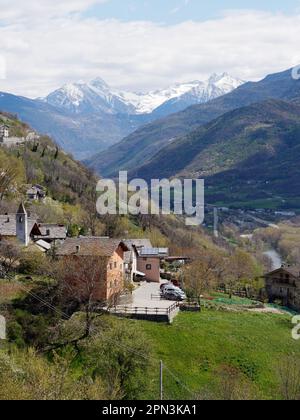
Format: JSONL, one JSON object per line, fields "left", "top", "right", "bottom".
{"left": 138, "top": 309, "right": 300, "bottom": 400}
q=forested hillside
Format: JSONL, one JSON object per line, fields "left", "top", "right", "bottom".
{"left": 129, "top": 99, "right": 300, "bottom": 210}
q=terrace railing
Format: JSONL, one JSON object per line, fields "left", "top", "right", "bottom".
{"left": 111, "top": 302, "right": 179, "bottom": 316}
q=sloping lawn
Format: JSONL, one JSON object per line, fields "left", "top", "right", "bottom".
{"left": 139, "top": 309, "right": 300, "bottom": 400}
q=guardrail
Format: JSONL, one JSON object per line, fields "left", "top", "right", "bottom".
{"left": 111, "top": 302, "right": 179, "bottom": 316}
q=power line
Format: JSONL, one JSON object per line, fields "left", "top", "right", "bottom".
{"left": 3, "top": 271, "right": 195, "bottom": 398}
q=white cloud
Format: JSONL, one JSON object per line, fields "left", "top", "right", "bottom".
{"left": 0, "top": 7, "right": 299, "bottom": 97}
{"left": 0, "top": 0, "right": 108, "bottom": 21}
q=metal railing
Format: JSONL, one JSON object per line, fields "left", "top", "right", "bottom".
{"left": 111, "top": 302, "right": 179, "bottom": 316}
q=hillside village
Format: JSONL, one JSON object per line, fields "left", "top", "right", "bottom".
{"left": 2, "top": 201, "right": 300, "bottom": 316}
{"left": 2, "top": 0, "right": 300, "bottom": 403}
{"left": 1, "top": 122, "right": 39, "bottom": 148}
{"left": 1, "top": 113, "right": 300, "bottom": 400}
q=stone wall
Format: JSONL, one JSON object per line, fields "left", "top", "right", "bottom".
{"left": 0, "top": 137, "right": 25, "bottom": 147}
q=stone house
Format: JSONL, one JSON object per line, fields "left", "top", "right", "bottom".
{"left": 26, "top": 185, "right": 46, "bottom": 201}
{"left": 0, "top": 124, "right": 9, "bottom": 139}
{"left": 264, "top": 266, "right": 300, "bottom": 312}
{"left": 137, "top": 247, "right": 169, "bottom": 283}
{"left": 56, "top": 237, "right": 128, "bottom": 302}
{"left": 31, "top": 223, "right": 67, "bottom": 247}
{"left": 123, "top": 239, "right": 153, "bottom": 282}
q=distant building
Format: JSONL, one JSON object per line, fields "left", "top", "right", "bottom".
{"left": 137, "top": 247, "right": 169, "bottom": 283}
{"left": 123, "top": 239, "right": 153, "bottom": 282}
{"left": 0, "top": 124, "right": 27, "bottom": 147}
{"left": 26, "top": 185, "right": 46, "bottom": 201}
{"left": 264, "top": 266, "right": 300, "bottom": 312}
{"left": 31, "top": 223, "right": 67, "bottom": 246}
{"left": 0, "top": 204, "right": 37, "bottom": 246}
{"left": 0, "top": 124, "right": 9, "bottom": 139}
{"left": 275, "top": 211, "right": 296, "bottom": 217}
{"left": 0, "top": 203, "right": 67, "bottom": 249}
{"left": 56, "top": 237, "right": 129, "bottom": 302}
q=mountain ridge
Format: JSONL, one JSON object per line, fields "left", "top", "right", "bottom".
{"left": 0, "top": 73, "right": 242, "bottom": 160}
{"left": 126, "top": 98, "right": 300, "bottom": 210}
{"left": 43, "top": 72, "right": 243, "bottom": 116}
{"left": 88, "top": 68, "right": 300, "bottom": 177}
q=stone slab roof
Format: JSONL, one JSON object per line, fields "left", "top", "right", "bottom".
{"left": 56, "top": 237, "right": 128, "bottom": 257}
{"left": 34, "top": 224, "right": 67, "bottom": 240}
{"left": 0, "top": 214, "right": 36, "bottom": 237}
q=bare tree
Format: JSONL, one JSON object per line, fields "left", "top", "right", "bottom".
{"left": 224, "top": 250, "right": 258, "bottom": 298}
{"left": 0, "top": 240, "right": 22, "bottom": 276}
{"left": 183, "top": 251, "right": 226, "bottom": 306}
{"left": 279, "top": 355, "right": 300, "bottom": 400}
{"left": 0, "top": 166, "right": 21, "bottom": 200}
{"left": 212, "top": 365, "right": 257, "bottom": 400}
{"left": 81, "top": 202, "right": 105, "bottom": 236}
{"left": 49, "top": 254, "right": 114, "bottom": 351}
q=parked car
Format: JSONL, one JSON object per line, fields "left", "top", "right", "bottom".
{"left": 164, "top": 290, "right": 187, "bottom": 301}
{"left": 160, "top": 282, "right": 170, "bottom": 291}
{"left": 163, "top": 284, "right": 184, "bottom": 294}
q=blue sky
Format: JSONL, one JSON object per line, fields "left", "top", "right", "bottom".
{"left": 85, "top": 0, "right": 300, "bottom": 24}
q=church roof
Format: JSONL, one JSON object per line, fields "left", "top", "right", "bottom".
{"left": 17, "top": 202, "right": 27, "bottom": 215}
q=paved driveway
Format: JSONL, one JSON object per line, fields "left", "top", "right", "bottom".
{"left": 111, "top": 281, "right": 179, "bottom": 321}
{"left": 131, "top": 281, "right": 175, "bottom": 310}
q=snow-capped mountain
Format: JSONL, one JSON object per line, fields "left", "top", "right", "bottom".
{"left": 43, "top": 73, "right": 245, "bottom": 116}
{"left": 0, "top": 73, "right": 244, "bottom": 160}
{"left": 45, "top": 77, "right": 136, "bottom": 115}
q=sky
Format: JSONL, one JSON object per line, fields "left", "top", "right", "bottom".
{"left": 0, "top": 0, "right": 300, "bottom": 97}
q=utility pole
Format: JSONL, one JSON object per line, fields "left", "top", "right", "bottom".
{"left": 160, "top": 360, "right": 163, "bottom": 400}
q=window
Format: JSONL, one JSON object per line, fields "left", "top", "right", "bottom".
{"left": 114, "top": 262, "right": 117, "bottom": 269}
{"left": 146, "top": 264, "right": 152, "bottom": 270}
{"left": 109, "top": 263, "right": 113, "bottom": 270}
{"left": 114, "top": 279, "right": 118, "bottom": 287}
{"left": 120, "top": 263, "right": 123, "bottom": 270}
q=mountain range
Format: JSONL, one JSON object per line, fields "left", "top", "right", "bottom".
{"left": 44, "top": 73, "right": 243, "bottom": 116}
{"left": 89, "top": 68, "right": 300, "bottom": 175}
{"left": 1, "top": 66, "right": 300, "bottom": 210}
{"left": 0, "top": 73, "right": 242, "bottom": 160}
{"left": 87, "top": 67, "right": 300, "bottom": 210}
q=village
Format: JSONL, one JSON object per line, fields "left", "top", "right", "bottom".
{"left": 1, "top": 198, "right": 300, "bottom": 324}
{"left": 1, "top": 113, "right": 300, "bottom": 400}
{"left": 0, "top": 123, "right": 39, "bottom": 148}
